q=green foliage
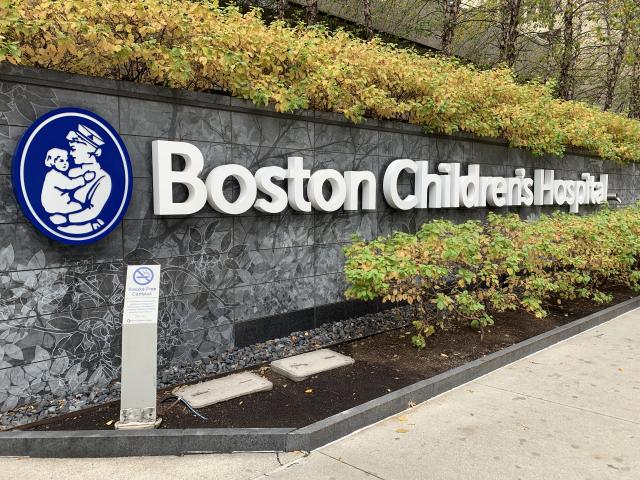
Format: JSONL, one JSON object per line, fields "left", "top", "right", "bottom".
{"left": 344, "top": 206, "right": 640, "bottom": 347}
{"left": 2, "top": 0, "right": 640, "bottom": 161}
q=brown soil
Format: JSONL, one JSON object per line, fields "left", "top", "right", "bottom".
{"left": 23, "top": 286, "right": 636, "bottom": 431}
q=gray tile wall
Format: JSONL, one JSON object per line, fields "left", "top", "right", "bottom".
{"left": 0, "top": 65, "right": 638, "bottom": 411}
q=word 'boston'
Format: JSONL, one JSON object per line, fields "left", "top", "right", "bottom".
{"left": 152, "top": 140, "right": 608, "bottom": 216}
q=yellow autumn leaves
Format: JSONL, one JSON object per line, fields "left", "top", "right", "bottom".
{"left": 344, "top": 207, "right": 640, "bottom": 347}
{"left": 1, "top": 0, "right": 640, "bottom": 162}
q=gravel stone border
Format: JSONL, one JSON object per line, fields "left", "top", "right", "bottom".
{"left": 0, "top": 306, "right": 412, "bottom": 430}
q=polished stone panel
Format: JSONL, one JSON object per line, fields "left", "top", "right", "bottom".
{"left": 232, "top": 112, "right": 312, "bottom": 149}
{"left": 123, "top": 217, "right": 233, "bottom": 260}
{"left": 313, "top": 212, "right": 377, "bottom": 244}
{"left": 0, "top": 175, "right": 17, "bottom": 223}
{"left": 234, "top": 246, "right": 316, "bottom": 286}
{"left": 120, "top": 98, "right": 231, "bottom": 143}
{"left": 315, "top": 123, "right": 378, "bottom": 155}
{"left": 0, "top": 262, "right": 124, "bottom": 322}
{"left": 0, "top": 82, "right": 119, "bottom": 127}
{"left": 0, "top": 125, "right": 26, "bottom": 174}
{"left": 0, "top": 305, "right": 121, "bottom": 370}
{"left": 0, "top": 351, "right": 118, "bottom": 411}
{"left": 158, "top": 323, "right": 234, "bottom": 367}
{"left": 314, "top": 244, "right": 346, "bottom": 276}
{"left": 234, "top": 214, "right": 314, "bottom": 250}
{"left": 3, "top": 223, "right": 124, "bottom": 271}
{"left": 234, "top": 276, "right": 316, "bottom": 322}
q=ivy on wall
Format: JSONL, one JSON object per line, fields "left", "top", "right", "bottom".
{"left": 2, "top": 0, "right": 640, "bottom": 162}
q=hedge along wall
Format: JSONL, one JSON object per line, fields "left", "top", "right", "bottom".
{"left": 0, "top": 64, "right": 639, "bottom": 411}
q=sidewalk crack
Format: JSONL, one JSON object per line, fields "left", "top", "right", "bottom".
{"left": 477, "top": 383, "right": 640, "bottom": 425}
{"left": 319, "top": 451, "right": 387, "bottom": 479}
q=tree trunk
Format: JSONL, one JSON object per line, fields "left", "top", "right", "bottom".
{"left": 603, "top": 25, "right": 629, "bottom": 111}
{"left": 442, "top": 0, "right": 462, "bottom": 56}
{"left": 306, "top": 0, "right": 318, "bottom": 25}
{"left": 277, "top": 0, "right": 287, "bottom": 20}
{"left": 630, "top": 45, "right": 640, "bottom": 119}
{"left": 557, "top": 0, "right": 576, "bottom": 100}
{"left": 362, "top": 0, "right": 373, "bottom": 39}
{"left": 498, "top": 0, "right": 522, "bottom": 68}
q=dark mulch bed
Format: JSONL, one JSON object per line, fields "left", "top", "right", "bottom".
{"left": 21, "top": 286, "right": 636, "bottom": 431}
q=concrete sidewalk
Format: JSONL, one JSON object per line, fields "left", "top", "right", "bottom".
{"left": 265, "top": 308, "right": 640, "bottom": 480}
{"left": 1, "top": 309, "right": 638, "bottom": 480}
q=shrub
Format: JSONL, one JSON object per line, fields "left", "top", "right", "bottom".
{"left": 344, "top": 206, "right": 640, "bottom": 348}
{"left": 2, "top": 0, "right": 640, "bottom": 162}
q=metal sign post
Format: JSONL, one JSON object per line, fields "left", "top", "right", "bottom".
{"left": 115, "top": 265, "right": 161, "bottom": 430}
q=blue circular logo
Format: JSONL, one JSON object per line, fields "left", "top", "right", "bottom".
{"left": 12, "top": 108, "right": 132, "bottom": 245}
{"left": 132, "top": 267, "right": 154, "bottom": 286}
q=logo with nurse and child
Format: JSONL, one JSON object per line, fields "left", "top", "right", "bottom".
{"left": 12, "top": 108, "right": 132, "bottom": 245}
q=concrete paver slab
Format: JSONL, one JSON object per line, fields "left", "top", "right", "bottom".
{"left": 0, "top": 452, "right": 305, "bottom": 480}
{"left": 317, "top": 383, "right": 640, "bottom": 480}
{"left": 270, "top": 349, "right": 354, "bottom": 382}
{"left": 477, "top": 309, "right": 640, "bottom": 422}
{"left": 259, "top": 451, "right": 380, "bottom": 479}
{"left": 172, "top": 372, "right": 272, "bottom": 408}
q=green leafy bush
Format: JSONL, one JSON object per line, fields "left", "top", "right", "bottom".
{"left": 2, "top": 0, "right": 640, "bottom": 162}
{"left": 344, "top": 206, "right": 640, "bottom": 347}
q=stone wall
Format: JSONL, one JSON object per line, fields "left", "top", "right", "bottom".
{"left": 0, "top": 64, "right": 638, "bottom": 411}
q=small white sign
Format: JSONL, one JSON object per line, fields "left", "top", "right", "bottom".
{"left": 123, "top": 265, "right": 160, "bottom": 325}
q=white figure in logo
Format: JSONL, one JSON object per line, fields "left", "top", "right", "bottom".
{"left": 45, "top": 124, "right": 113, "bottom": 234}
{"left": 42, "top": 148, "right": 96, "bottom": 216}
